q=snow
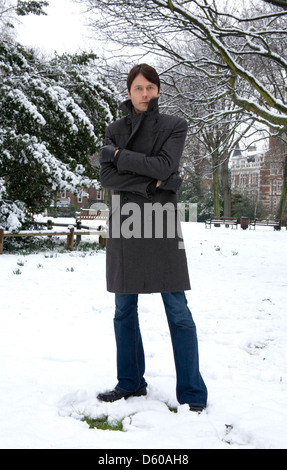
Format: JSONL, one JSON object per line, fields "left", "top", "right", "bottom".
{"left": 0, "top": 222, "right": 286, "bottom": 449}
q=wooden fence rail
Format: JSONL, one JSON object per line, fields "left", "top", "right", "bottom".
{"left": 0, "top": 226, "right": 107, "bottom": 255}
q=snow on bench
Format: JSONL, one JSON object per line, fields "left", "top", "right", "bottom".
{"left": 205, "top": 217, "right": 238, "bottom": 229}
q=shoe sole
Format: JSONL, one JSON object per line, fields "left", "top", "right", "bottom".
{"left": 124, "top": 388, "right": 147, "bottom": 399}
{"left": 97, "top": 387, "right": 147, "bottom": 403}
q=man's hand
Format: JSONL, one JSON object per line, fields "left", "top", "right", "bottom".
{"left": 99, "top": 144, "right": 118, "bottom": 164}
{"left": 158, "top": 173, "right": 182, "bottom": 193}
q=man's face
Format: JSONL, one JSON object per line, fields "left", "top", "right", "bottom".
{"left": 128, "top": 73, "right": 159, "bottom": 114}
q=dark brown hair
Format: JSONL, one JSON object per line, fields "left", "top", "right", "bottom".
{"left": 127, "top": 64, "right": 160, "bottom": 92}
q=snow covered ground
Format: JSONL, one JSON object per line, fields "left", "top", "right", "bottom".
{"left": 1, "top": 222, "right": 287, "bottom": 449}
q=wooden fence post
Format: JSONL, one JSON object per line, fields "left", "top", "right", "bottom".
{"left": 0, "top": 229, "right": 4, "bottom": 255}
{"left": 67, "top": 227, "right": 74, "bottom": 251}
{"left": 76, "top": 220, "right": 82, "bottom": 244}
{"left": 99, "top": 235, "right": 106, "bottom": 248}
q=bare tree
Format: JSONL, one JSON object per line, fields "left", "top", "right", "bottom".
{"left": 158, "top": 56, "right": 256, "bottom": 216}
{"left": 0, "top": 0, "right": 48, "bottom": 40}
{"left": 75, "top": 0, "right": 287, "bottom": 219}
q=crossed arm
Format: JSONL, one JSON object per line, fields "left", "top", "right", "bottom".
{"left": 100, "top": 119, "right": 187, "bottom": 198}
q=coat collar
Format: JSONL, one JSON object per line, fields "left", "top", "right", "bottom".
{"left": 119, "top": 96, "right": 160, "bottom": 116}
{"left": 119, "top": 97, "right": 160, "bottom": 148}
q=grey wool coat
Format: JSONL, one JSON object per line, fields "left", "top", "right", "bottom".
{"left": 100, "top": 97, "right": 191, "bottom": 294}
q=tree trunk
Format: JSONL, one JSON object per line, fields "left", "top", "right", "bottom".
{"left": 213, "top": 167, "right": 220, "bottom": 216}
{"left": 276, "top": 152, "right": 287, "bottom": 223}
{"left": 53, "top": 193, "right": 58, "bottom": 218}
{"left": 221, "top": 157, "right": 231, "bottom": 217}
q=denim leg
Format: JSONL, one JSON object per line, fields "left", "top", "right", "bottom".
{"left": 114, "top": 293, "right": 147, "bottom": 392}
{"left": 161, "top": 291, "right": 208, "bottom": 407}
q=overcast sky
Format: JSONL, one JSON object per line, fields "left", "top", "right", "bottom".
{"left": 16, "top": 0, "right": 97, "bottom": 54}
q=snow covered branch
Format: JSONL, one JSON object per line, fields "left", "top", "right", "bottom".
{"left": 76, "top": 0, "right": 287, "bottom": 130}
{"left": 0, "top": 40, "right": 119, "bottom": 229}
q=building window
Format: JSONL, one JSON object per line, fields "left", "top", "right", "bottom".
{"left": 240, "top": 174, "right": 247, "bottom": 185}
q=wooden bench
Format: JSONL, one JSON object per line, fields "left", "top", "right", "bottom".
{"left": 0, "top": 225, "right": 107, "bottom": 255}
{"left": 75, "top": 208, "right": 109, "bottom": 221}
{"left": 249, "top": 219, "right": 281, "bottom": 230}
{"left": 205, "top": 217, "right": 238, "bottom": 229}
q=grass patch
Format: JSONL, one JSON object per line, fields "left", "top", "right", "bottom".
{"left": 82, "top": 416, "right": 124, "bottom": 431}
{"left": 81, "top": 403, "right": 177, "bottom": 431}
{"left": 3, "top": 236, "right": 103, "bottom": 255}
{"left": 167, "top": 406, "right": 178, "bottom": 413}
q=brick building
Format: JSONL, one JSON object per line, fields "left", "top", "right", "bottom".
{"left": 51, "top": 187, "right": 105, "bottom": 213}
{"left": 260, "top": 135, "right": 285, "bottom": 214}
{"left": 230, "top": 134, "right": 285, "bottom": 216}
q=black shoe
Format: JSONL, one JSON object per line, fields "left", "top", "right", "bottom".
{"left": 189, "top": 405, "right": 205, "bottom": 413}
{"left": 97, "top": 387, "right": 147, "bottom": 403}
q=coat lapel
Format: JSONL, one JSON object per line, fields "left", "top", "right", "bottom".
{"left": 120, "top": 97, "right": 160, "bottom": 154}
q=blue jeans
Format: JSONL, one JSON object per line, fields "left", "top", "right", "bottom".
{"left": 114, "top": 292, "right": 207, "bottom": 408}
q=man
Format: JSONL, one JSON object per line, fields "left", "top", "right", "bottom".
{"left": 97, "top": 64, "right": 207, "bottom": 412}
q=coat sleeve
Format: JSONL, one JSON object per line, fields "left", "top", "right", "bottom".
{"left": 100, "top": 162, "right": 156, "bottom": 198}
{"left": 100, "top": 132, "right": 157, "bottom": 198}
{"left": 115, "top": 118, "right": 187, "bottom": 181}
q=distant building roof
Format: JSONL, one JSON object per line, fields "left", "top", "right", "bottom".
{"left": 232, "top": 143, "right": 242, "bottom": 157}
